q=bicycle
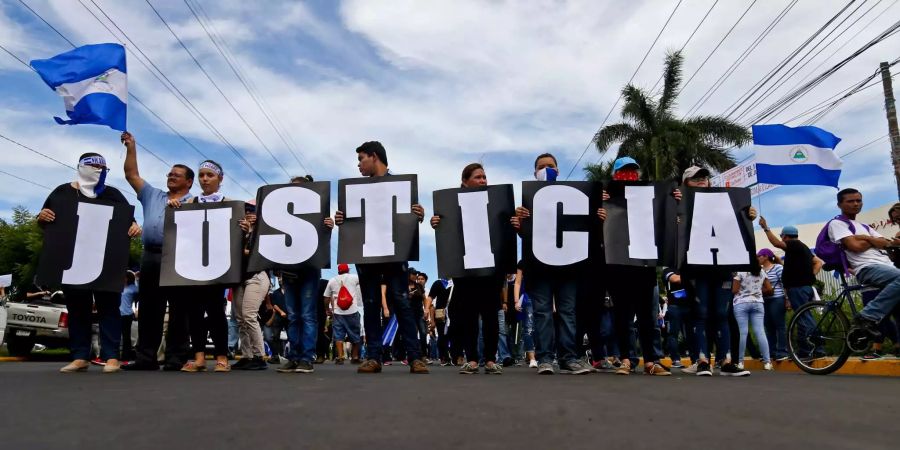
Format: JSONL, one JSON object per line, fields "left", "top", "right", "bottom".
{"left": 787, "top": 270, "right": 879, "bottom": 375}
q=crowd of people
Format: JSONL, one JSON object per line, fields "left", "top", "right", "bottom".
{"left": 34, "top": 132, "right": 900, "bottom": 375}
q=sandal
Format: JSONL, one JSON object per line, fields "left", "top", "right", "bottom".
{"left": 180, "top": 361, "right": 207, "bottom": 372}
{"left": 60, "top": 361, "right": 89, "bottom": 373}
{"left": 214, "top": 360, "right": 231, "bottom": 372}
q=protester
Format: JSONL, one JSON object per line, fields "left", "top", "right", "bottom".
{"left": 827, "top": 189, "right": 900, "bottom": 340}
{"left": 120, "top": 271, "right": 138, "bottom": 361}
{"left": 512, "top": 261, "right": 538, "bottom": 368}
{"left": 513, "top": 154, "right": 592, "bottom": 375}
{"left": 758, "top": 217, "right": 824, "bottom": 360}
{"left": 121, "top": 131, "right": 192, "bottom": 371}
{"left": 663, "top": 268, "right": 691, "bottom": 369}
{"left": 264, "top": 273, "right": 288, "bottom": 364}
{"left": 230, "top": 200, "right": 271, "bottom": 371}
{"left": 756, "top": 248, "right": 788, "bottom": 361}
{"left": 431, "top": 163, "right": 512, "bottom": 374}
{"left": 323, "top": 264, "right": 363, "bottom": 364}
{"left": 732, "top": 270, "right": 774, "bottom": 371}
{"left": 277, "top": 175, "right": 334, "bottom": 374}
{"left": 168, "top": 160, "right": 231, "bottom": 373}
{"left": 335, "top": 141, "right": 429, "bottom": 374}
{"left": 602, "top": 157, "right": 669, "bottom": 376}
{"left": 39, "top": 151, "right": 141, "bottom": 373}
{"left": 428, "top": 278, "right": 453, "bottom": 365}
{"left": 414, "top": 271, "right": 432, "bottom": 363}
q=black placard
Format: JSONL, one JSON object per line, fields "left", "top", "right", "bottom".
{"left": 247, "top": 182, "right": 331, "bottom": 272}
{"left": 603, "top": 181, "right": 677, "bottom": 267}
{"left": 679, "top": 187, "right": 758, "bottom": 275}
{"left": 160, "top": 201, "right": 245, "bottom": 286}
{"left": 36, "top": 199, "right": 134, "bottom": 292}
{"left": 337, "top": 175, "right": 419, "bottom": 264}
{"left": 521, "top": 181, "right": 603, "bottom": 272}
{"left": 432, "top": 184, "right": 517, "bottom": 278}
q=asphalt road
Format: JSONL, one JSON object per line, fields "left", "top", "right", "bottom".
{"left": 1, "top": 362, "right": 897, "bottom": 450}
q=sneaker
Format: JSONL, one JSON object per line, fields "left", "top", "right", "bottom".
{"left": 295, "top": 360, "right": 315, "bottom": 373}
{"left": 350, "top": 358, "right": 362, "bottom": 365}
{"left": 410, "top": 358, "right": 430, "bottom": 374}
{"left": 593, "top": 359, "right": 617, "bottom": 372}
{"left": 357, "top": 359, "right": 382, "bottom": 374}
{"left": 268, "top": 356, "right": 281, "bottom": 365}
{"left": 853, "top": 316, "right": 884, "bottom": 341}
{"left": 277, "top": 361, "right": 300, "bottom": 373}
{"left": 537, "top": 362, "right": 555, "bottom": 375}
{"left": 670, "top": 359, "right": 685, "bottom": 369}
{"left": 90, "top": 357, "right": 105, "bottom": 366}
{"left": 501, "top": 357, "right": 514, "bottom": 367}
{"left": 615, "top": 359, "right": 632, "bottom": 375}
{"left": 162, "top": 362, "right": 183, "bottom": 372}
{"left": 775, "top": 355, "right": 789, "bottom": 362}
{"left": 401, "top": 359, "right": 409, "bottom": 366}
{"left": 681, "top": 362, "right": 698, "bottom": 374}
{"left": 862, "top": 352, "right": 884, "bottom": 360}
{"left": 736, "top": 363, "right": 745, "bottom": 370}
{"left": 122, "top": 361, "right": 159, "bottom": 371}
{"left": 383, "top": 360, "right": 393, "bottom": 366}
{"left": 335, "top": 357, "right": 345, "bottom": 365}
{"left": 246, "top": 357, "right": 267, "bottom": 370}
{"left": 484, "top": 363, "right": 503, "bottom": 375}
{"left": 440, "top": 360, "right": 450, "bottom": 367}
{"left": 230, "top": 358, "right": 251, "bottom": 370}
{"left": 314, "top": 356, "right": 325, "bottom": 364}
{"left": 644, "top": 363, "right": 671, "bottom": 376}
{"left": 559, "top": 359, "right": 592, "bottom": 375}
{"left": 719, "top": 362, "right": 750, "bottom": 377}
{"left": 528, "top": 359, "right": 539, "bottom": 369}
{"left": 696, "top": 361, "right": 712, "bottom": 376}
{"left": 763, "top": 362, "right": 774, "bottom": 371}
{"left": 459, "top": 362, "right": 479, "bottom": 374}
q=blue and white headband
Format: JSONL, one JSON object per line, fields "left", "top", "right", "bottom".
{"left": 79, "top": 155, "right": 107, "bottom": 167}
{"left": 199, "top": 161, "right": 223, "bottom": 176}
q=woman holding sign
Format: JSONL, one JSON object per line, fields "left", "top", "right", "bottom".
{"left": 38, "top": 152, "right": 141, "bottom": 373}
{"left": 170, "top": 160, "right": 232, "bottom": 373}
{"left": 430, "top": 163, "right": 510, "bottom": 374}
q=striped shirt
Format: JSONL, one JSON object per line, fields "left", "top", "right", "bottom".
{"left": 763, "top": 264, "right": 785, "bottom": 299}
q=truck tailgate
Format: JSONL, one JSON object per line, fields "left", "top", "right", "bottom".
{"left": 6, "top": 302, "right": 64, "bottom": 330}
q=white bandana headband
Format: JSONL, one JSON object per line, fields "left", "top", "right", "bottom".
{"left": 199, "top": 161, "right": 223, "bottom": 176}
{"left": 79, "top": 155, "right": 107, "bottom": 167}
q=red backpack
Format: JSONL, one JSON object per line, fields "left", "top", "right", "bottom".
{"left": 337, "top": 278, "right": 354, "bottom": 310}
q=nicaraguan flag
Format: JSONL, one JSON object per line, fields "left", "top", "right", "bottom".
{"left": 752, "top": 124, "right": 842, "bottom": 188}
{"left": 30, "top": 43, "right": 127, "bottom": 131}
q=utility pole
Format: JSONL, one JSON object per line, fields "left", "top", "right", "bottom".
{"left": 881, "top": 61, "right": 900, "bottom": 201}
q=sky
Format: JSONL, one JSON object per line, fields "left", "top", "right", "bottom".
{"left": 0, "top": 0, "right": 898, "bottom": 280}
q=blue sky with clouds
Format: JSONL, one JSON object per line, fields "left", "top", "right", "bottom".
{"left": 1, "top": 0, "right": 898, "bottom": 279}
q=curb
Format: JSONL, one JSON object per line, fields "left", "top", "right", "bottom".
{"left": 661, "top": 357, "right": 900, "bottom": 377}
{"left": 0, "top": 356, "right": 26, "bottom": 362}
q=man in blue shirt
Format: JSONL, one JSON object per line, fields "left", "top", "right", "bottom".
{"left": 120, "top": 131, "right": 194, "bottom": 371}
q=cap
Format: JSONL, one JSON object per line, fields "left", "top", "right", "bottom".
{"left": 612, "top": 157, "right": 639, "bottom": 173}
{"left": 780, "top": 225, "right": 799, "bottom": 237}
{"left": 337, "top": 263, "right": 349, "bottom": 274}
{"left": 757, "top": 248, "right": 775, "bottom": 259}
{"left": 682, "top": 166, "right": 710, "bottom": 182}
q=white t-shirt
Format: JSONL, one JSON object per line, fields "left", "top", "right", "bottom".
{"left": 733, "top": 272, "right": 765, "bottom": 305}
{"left": 323, "top": 273, "right": 363, "bottom": 316}
{"left": 827, "top": 219, "right": 893, "bottom": 270}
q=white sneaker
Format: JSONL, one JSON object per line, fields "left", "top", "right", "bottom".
{"left": 763, "top": 362, "right": 774, "bottom": 371}
{"left": 528, "top": 359, "right": 538, "bottom": 369}
{"left": 736, "top": 363, "right": 745, "bottom": 370}
{"left": 681, "top": 362, "right": 698, "bottom": 374}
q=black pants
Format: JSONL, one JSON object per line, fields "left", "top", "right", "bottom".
{"left": 576, "top": 273, "right": 607, "bottom": 361}
{"left": 134, "top": 250, "right": 190, "bottom": 366}
{"left": 435, "top": 318, "right": 450, "bottom": 362}
{"left": 316, "top": 292, "right": 329, "bottom": 360}
{"left": 183, "top": 285, "right": 228, "bottom": 356}
{"left": 607, "top": 265, "right": 663, "bottom": 364}
{"left": 120, "top": 314, "right": 135, "bottom": 360}
{"left": 412, "top": 301, "right": 428, "bottom": 357}
{"left": 453, "top": 276, "right": 502, "bottom": 363}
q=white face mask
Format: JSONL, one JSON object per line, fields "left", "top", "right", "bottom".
{"left": 535, "top": 167, "right": 558, "bottom": 181}
{"left": 76, "top": 165, "right": 103, "bottom": 198}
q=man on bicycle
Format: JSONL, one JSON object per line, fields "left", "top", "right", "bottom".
{"left": 828, "top": 188, "right": 900, "bottom": 339}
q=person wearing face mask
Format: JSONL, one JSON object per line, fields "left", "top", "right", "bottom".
{"left": 38, "top": 152, "right": 142, "bottom": 373}
{"left": 601, "top": 157, "right": 670, "bottom": 376}
{"left": 121, "top": 131, "right": 194, "bottom": 371}
{"left": 169, "top": 160, "right": 232, "bottom": 372}
{"left": 512, "top": 153, "right": 599, "bottom": 375}
{"left": 430, "top": 163, "right": 515, "bottom": 374}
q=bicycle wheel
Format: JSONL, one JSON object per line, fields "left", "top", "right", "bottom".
{"left": 787, "top": 301, "right": 851, "bottom": 375}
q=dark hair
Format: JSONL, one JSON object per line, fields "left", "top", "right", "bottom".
{"left": 291, "top": 175, "right": 314, "bottom": 183}
{"left": 533, "top": 153, "right": 557, "bottom": 169}
{"left": 172, "top": 164, "right": 194, "bottom": 188}
{"left": 125, "top": 271, "right": 136, "bottom": 285}
{"left": 837, "top": 188, "right": 860, "bottom": 203}
{"left": 357, "top": 141, "right": 388, "bottom": 166}
{"left": 889, "top": 203, "right": 900, "bottom": 223}
{"left": 461, "top": 163, "right": 484, "bottom": 187}
{"left": 417, "top": 272, "right": 428, "bottom": 281}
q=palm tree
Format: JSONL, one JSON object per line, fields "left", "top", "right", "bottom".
{"left": 593, "top": 51, "right": 751, "bottom": 181}
{"left": 583, "top": 160, "right": 614, "bottom": 182}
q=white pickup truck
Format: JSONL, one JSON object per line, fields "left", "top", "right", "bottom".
{"left": 2, "top": 292, "right": 68, "bottom": 357}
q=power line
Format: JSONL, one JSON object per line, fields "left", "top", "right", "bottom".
{"left": 840, "top": 134, "right": 889, "bottom": 158}
{"left": 564, "top": 0, "right": 684, "bottom": 179}
{"left": 684, "top": 0, "right": 798, "bottom": 117}
{"left": 143, "top": 0, "right": 292, "bottom": 179}
{"left": 678, "top": 0, "right": 758, "bottom": 96}
{"left": 183, "top": 0, "right": 310, "bottom": 175}
{"left": 648, "top": 0, "right": 720, "bottom": 94}
{"left": 0, "top": 168, "right": 52, "bottom": 191}
{"left": 17, "top": 0, "right": 75, "bottom": 47}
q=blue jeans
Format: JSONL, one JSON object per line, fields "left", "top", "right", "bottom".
{"left": 521, "top": 301, "right": 535, "bottom": 353}
{"left": 357, "top": 262, "right": 421, "bottom": 361}
{"left": 733, "top": 302, "right": 770, "bottom": 363}
{"left": 529, "top": 275, "right": 578, "bottom": 364}
{"left": 665, "top": 304, "right": 690, "bottom": 361}
{"left": 227, "top": 310, "right": 239, "bottom": 352}
{"left": 497, "top": 310, "right": 511, "bottom": 361}
{"left": 763, "top": 296, "right": 788, "bottom": 359}
{"left": 786, "top": 285, "right": 820, "bottom": 356}
{"left": 283, "top": 269, "right": 321, "bottom": 363}
{"left": 856, "top": 264, "right": 900, "bottom": 323}
{"left": 65, "top": 289, "right": 121, "bottom": 361}
{"left": 692, "top": 277, "right": 732, "bottom": 362}
{"left": 332, "top": 313, "right": 361, "bottom": 344}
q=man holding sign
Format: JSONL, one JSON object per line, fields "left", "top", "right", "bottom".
{"left": 38, "top": 152, "right": 140, "bottom": 373}
{"left": 334, "top": 141, "right": 429, "bottom": 374}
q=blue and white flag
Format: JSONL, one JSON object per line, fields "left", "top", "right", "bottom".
{"left": 30, "top": 43, "right": 127, "bottom": 131}
{"left": 381, "top": 315, "right": 398, "bottom": 347}
{"left": 752, "top": 124, "right": 842, "bottom": 188}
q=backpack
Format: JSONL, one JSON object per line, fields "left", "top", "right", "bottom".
{"left": 336, "top": 277, "right": 354, "bottom": 310}
{"left": 815, "top": 215, "right": 871, "bottom": 273}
